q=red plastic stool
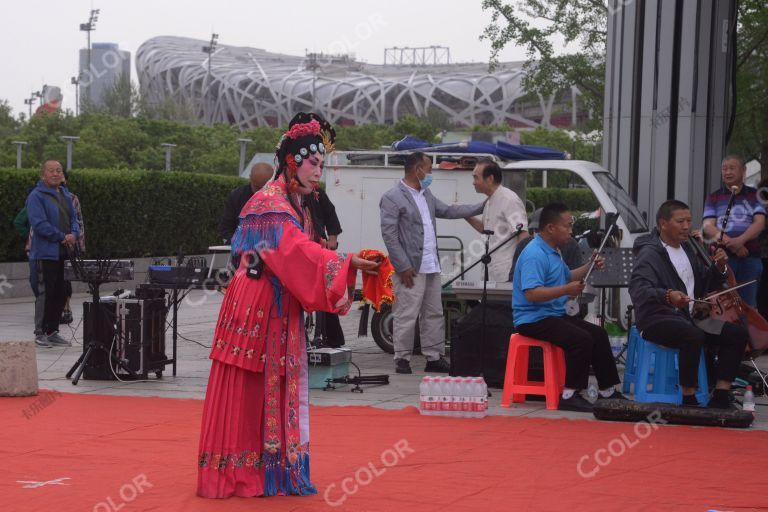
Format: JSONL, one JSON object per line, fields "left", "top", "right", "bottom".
{"left": 501, "top": 334, "right": 566, "bottom": 410}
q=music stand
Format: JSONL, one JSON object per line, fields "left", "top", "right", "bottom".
{"left": 584, "top": 247, "right": 634, "bottom": 364}
{"left": 65, "top": 256, "right": 137, "bottom": 385}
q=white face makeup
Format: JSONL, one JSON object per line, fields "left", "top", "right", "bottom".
{"left": 295, "top": 153, "right": 324, "bottom": 194}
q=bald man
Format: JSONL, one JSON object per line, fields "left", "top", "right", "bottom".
{"left": 219, "top": 163, "right": 274, "bottom": 243}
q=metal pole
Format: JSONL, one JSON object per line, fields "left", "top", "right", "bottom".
{"left": 161, "top": 143, "right": 176, "bottom": 171}
{"left": 11, "top": 141, "right": 27, "bottom": 169}
{"left": 237, "top": 138, "right": 252, "bottom": 175}
{"left": 61, "top": 136, "right": 80, "bottom": 171}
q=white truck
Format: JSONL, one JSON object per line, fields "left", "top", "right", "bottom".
{"left": 322, "top": 150, "right": 650, "bottom": 353}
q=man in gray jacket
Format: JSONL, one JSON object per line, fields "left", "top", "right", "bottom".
{"left": 380, "top": 152, "right": 484, "bottom": 374}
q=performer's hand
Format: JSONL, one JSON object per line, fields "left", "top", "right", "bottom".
{"left": 351, "top": 253, "right": 380, "bottom": 275}
{"left": 563, "top": 280, "right": 586, "bottom": 298}
{"left": 62, "top": 233, "right": 76, "bottom": 248}
{"left": 398, "top": 268, "right": 417, "bottom": 288}
{"left": 735, "top": 246, "right": 749, "bottom": 258}
{"left": 712, "top": 247, "right": 729, "bottom": 271}
{"left": 590, "top": 251, "right": 605, "bottom": 271}
{"left": 327, "top": 236, "right": 339, "bottom": 251}
{"left": 668, "top": 290, "right": 690, "bottom": 308}
{"left": 723, "top": 234, "right": 745, "bottom": 252}
{"left": 691, "top": 229, "right": 703, "bottom": 242}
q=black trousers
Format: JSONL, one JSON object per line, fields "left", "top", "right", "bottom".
{"left": 517, "top": 315, "right": 621, "bottom": 390}
{"left": 314, "top": 312, "right": 345, "bottom": 347}
{"left": 38, "top": 257, "right": 68, "bottom": 335}
{"left": 641, "top": 319, "right": 748, "bottom": 388}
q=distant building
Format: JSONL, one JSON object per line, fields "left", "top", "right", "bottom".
{"left": 79, "top": 42, "right": 131, "bottom": 109}
{"left": 136, "top": 36, "right": 587, "bottom": 129}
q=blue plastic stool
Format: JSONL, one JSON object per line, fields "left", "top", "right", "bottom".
{"left": 621, "top": 326, "right": 642, "bottom": 394}
{"left": 632, "top": 331, "right": 709, "bottom": 405}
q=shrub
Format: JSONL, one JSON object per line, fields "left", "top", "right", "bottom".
{"left": 0, "top": 168, "right": 244, "bottom": 262}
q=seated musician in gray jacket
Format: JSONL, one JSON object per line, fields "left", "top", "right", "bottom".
{"left": 380, "top": 152, "right": 484, "bottom": 374}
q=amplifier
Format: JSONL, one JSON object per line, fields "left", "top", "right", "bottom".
{"left": 148, "top": 265, "right": 207, "bottom": 285}
{"left": 307, "top": 347, "right": 351, "bottom": 366}
{"left": 82, "top": 298, "right": 168, "bottom": 380}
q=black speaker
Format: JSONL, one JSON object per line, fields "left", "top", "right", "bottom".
{"left": 450, "top": 302, "right": 545, "bottom": 388}
{"left": 450, "top": 302, "right": 514, "bottom": 388}
{"left": 82, "top": 301, "right": 118, "bottom": 380}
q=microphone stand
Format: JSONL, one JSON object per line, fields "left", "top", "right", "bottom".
{"left": 443, "top": 224, "right": 525, "bottom": 392}
{"left": 442, "top": 224, "right": 525, "bottom": 288}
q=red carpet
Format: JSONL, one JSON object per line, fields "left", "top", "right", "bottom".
{"left": 2, "top": 391, "right": 768, "bottom": 511}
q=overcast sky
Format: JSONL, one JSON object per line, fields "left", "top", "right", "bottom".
{"left": 1, "top": 0, "right": 536, "bottom": 118}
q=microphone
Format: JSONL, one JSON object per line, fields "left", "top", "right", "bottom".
{"left": 515, "top": 223, "right": 524, "bottom": 232}
{"left": 730, "top": 185, "right": 739, "bottom": 195}
{"left": 482, "top": 229, "right": 495, "bottom": 235}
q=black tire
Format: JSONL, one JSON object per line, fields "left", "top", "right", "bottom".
{"left": 370, "top": 303, "right": 421, "bottom": 355}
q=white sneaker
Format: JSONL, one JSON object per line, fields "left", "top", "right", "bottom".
{"left": 35, "top": 334, "right": 51, "bottom": 348}
{"left": 47, "top": 332, "right": 72, "bottom": 347}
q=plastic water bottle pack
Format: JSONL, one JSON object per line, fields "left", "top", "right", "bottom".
{"left": 419, "top": 376, "right": 487, "bottom": 418}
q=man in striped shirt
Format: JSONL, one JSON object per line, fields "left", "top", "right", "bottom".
{"left": 702, "top": 155, "right": 766, "bottom": 306}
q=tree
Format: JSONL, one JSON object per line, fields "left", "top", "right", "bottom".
{"left": 481, "top": 0, "right": 606, "bottom": 129}
{"left": 728, "top": 0, "right": 768, "bottom": 172}
{"left": 98, "top": 75, "right": 142, "bottom": 118}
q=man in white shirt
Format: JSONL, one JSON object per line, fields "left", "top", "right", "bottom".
{"left": 466, "top": 158, "right": 529, "bottom": 282}
{"left": 380, "top": 152, "right": 484, "bottom": 374}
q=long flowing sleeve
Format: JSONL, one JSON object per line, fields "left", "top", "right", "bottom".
{"left": 258, "top": 216, "right": 356, "bottom": 315}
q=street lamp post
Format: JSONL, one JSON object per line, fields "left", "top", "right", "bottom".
{"left": 237, "top": 138, "right": 252, "bottom": 176}
{"left": 23, "top": 91, "right": 40, "bottom": 118}
{"left": 11, "top": 141, "right": 27, "bottom": 169}
{"left": 161, "top": 143, "right": 176, "bottom": 171}
{"left": 61, "top": 136, "right": 80, "bottom": 171}
{"left": 79, "top": 9, "right": 100, "bottom": 105}
{"left": 71, "top": 76, "right": 80, "bottom": 115}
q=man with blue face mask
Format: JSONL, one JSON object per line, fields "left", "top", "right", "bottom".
{"left": 380, "top": 152, "right": 485, "bottom": 374}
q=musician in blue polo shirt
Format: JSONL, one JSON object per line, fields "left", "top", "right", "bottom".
{"left": 512, "top": 203, "right": 624, "bottom": 412}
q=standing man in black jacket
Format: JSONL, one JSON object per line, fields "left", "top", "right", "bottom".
{"left": 629, "top": 200, "right": 748, "bottom": 408}
{"left": 218, "top": 162, "right": 274, "bottom": 244}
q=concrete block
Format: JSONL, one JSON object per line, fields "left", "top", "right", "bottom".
{"left": 0, "top": 340, "right": 39, "bottom": 396}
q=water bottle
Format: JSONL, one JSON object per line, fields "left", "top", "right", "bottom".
{"left": 448, "top": 377, "right": 462, "bottom": 416}
{"left": 419, "top": 377, "right": 431, "bottom": 415}
{"left": 743, "top": 385, "right": 756, "bottom": 412}
{"left": 587, "top": 382, "right": 599, "bottom": 402}
{"left": 478, "top": 377, "right": 488, "bottom": 416}
{"left": 439, "top": 377, "right": 452, "bottom": 416}
{"left": 461, "top": 378, "right": 474, "bottom": 417}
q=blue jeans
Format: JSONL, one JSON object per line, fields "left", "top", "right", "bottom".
{"left": 728, "top": 256, "right": 763, "bottom": 307}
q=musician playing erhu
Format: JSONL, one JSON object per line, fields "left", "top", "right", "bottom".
{"left": 512, "top": 203, "right": 625, "bottom": 413}
{"left": 629, "top": 200, "right": 749, "bottom": 409}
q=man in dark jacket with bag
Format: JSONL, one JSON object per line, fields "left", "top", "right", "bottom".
{"left": 629, "top": 199, "right": 748, "bottom": 408}
{"left": 25, "top": 159, "right": 80, "bottom": 348}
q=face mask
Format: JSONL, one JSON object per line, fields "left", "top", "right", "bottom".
{"left": 419, "top": 173, "right": 433, "bottom": 189}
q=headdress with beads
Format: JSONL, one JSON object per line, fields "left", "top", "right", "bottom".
{"left": 275, "top": 112, "right": 336, "bottom": 193}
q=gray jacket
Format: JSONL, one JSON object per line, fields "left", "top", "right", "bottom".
{"left": 380, "top": 181, "right": 484, "bottom": 273}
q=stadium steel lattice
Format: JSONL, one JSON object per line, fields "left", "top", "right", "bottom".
{"left": 136, "top": 36, "right": 580, "bottom": 129}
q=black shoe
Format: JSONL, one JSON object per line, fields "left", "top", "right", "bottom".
{"left": 395, "top": 359, "right": 412, "bottom": 374}
{"left": 424, "top": 357, "right": 450, "bottom": 373}
{"left": 60, "top": 310, "right": 73, "bottom": 325}
{"left": 558, "top": 393, "right": 594, "bottom": 412}
{"left": 596, "top": 389, "right": 628, "bottom": 401}
{"left": 709, "top": 390, "right": 736, "bottom": 410}
{"left": 682, "top": 394, "right": 705, "bottom": 407}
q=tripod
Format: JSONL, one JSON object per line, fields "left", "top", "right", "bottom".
{"left": 65, "top": 258, "right": 137, "bottom": 385}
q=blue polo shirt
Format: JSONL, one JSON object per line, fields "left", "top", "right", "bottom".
{"left": 512, "top": 234, "right": 571, "bottom": 327}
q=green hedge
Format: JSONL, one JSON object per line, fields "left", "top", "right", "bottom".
{"left": 1, "top": 168, "right": 244, "bottom": 262}
{"left": 526, "top": 187, "right": 599, "bottom": 212}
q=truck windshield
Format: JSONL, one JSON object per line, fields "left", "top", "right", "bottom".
{"left": 594, "top": 173, "right": 648, "bottom": 233}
